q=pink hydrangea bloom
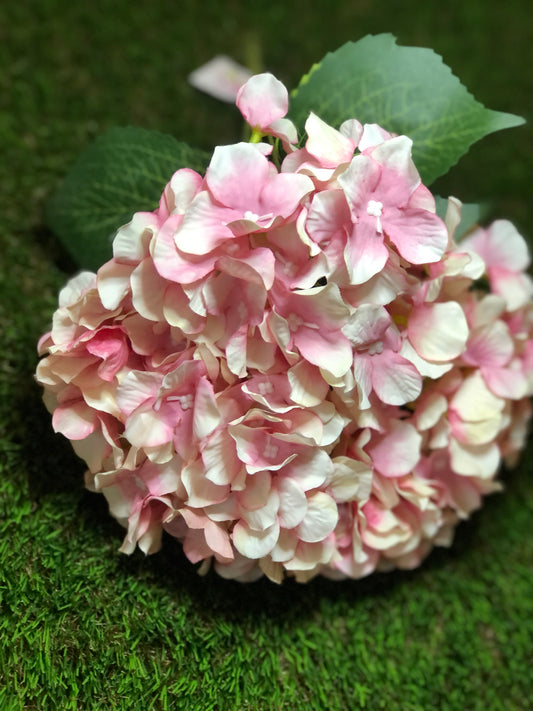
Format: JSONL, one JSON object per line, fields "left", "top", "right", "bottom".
{"left": 36, "top": 75, "right": 533, "bottom": 583}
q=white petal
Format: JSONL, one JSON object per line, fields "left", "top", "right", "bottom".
{"left": 284, "top": 538, "right": 336, "bottom": 571}
{"left": 329, "top": 457, "right": 373, "bottom": 503}
{"left": 278, "top": 477, "right": 308, "bottom": 528}
{"left": 189, "top": 55, "right": 252, "bottom": 103}
{"left": 400, "top": 339, "right": 453, "bottom": 379}
{"left": 414, "top": 392, "right": 448, "bottom": 431}
{"left": 241, "top": 488, "right": 280, "bottom": 531}
{"left": 296, "top": 492, "right": 338, "bottom": 543}
{"left": 305, "top": 112, "right": 355, "bottom": 167}
{"left": 182, "top": 459, "right": 229, "bottom": 507}
{"left": 97, "top": 262, "right": 132, "bottom": 310}
{"left": 287, "top": 361, "right": 329, "bottom": 407}
{"left": 270, "top": 528, "right": 298, "bottom": 562}
{"left": 193, "top": 378, "right": 221, "bottom": 439}
{"left": 232, "top": 520, "right": 280, "bottom": 559}
{"left": 236, "top": 470, "right": 271, "bottom": 510}
{"left": 282, "top": 449, "right": 333, "bottom": 491}
{"left": 408, "top": 301, "right": 468, "bottom": 362}
{"left": 450, "top": 371, "right": 504, "bottom": 422}
{"left": 449, "top": 438, "right": 501, "bottom": 479}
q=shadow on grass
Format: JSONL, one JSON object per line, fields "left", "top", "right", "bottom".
{"left": 17, "top": 381, "right": 87, "bottom": 502}
{"left": 33, "top": 223, "right": 80, "bottom": 278}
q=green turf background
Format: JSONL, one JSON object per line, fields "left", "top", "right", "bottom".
{"left": 1, "top": 1, "right": 532, "bottom": 709}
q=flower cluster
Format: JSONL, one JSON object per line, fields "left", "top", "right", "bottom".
{"left": 36, "top": 74, "right": 533, "bottom": 582}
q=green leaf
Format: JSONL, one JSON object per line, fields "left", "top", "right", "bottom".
{"left": 290, "top": 34, "right": 525, "bottom": 185}
{"left": 46, "top": 127, "right": 210, "bottom": 271}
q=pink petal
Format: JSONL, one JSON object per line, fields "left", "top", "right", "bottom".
{"left": 306, "top": 189, "right": 351, "bottom": 247}
{"left": 450, "top": 371, "right": 504, "bottom": 423}
{"left": 203, "top": 520, "right": 233, "bottom": 560}
{"left": 259, "top": 172, "right": 314, "bottom": 220}
{"left": 161, "top": 169, "right": 204, "bottom": 215}
{"left": 218, "top": 247, "right": 275, "bottom": 290}
{"left": 462, "top": 220, "right": 530, "bottom": 272}
{"left": 338, "top": 154, "right": 380, "bottom": 211}
{"left": 85, "top": 328, "right": 128, "bottom": 381}
{"left": 271, "top": 529, "right": 298, "bottom": 563}
{"left": 153, "top": 214, "right": 216, "bottom": 283}
{"left": 490, "top": 270, "right": 533, "bottom": 312}
{"left": 414, "top": 392, "right": 448, "bottom": 431}
{"left": 175, "top": 192, "right": 235, "bottom": 255}
{"left": 268, "top": 117, "right": 298, "bottom": 146}
{"left": 125, "top": 408, "right": 173, "bottom": 448}
{"left": 371, "top": 352, "right": 422, "bottom": 406}
{"left": 339, "top": 118, "right": 363, "bottom": 145}
{"left": 369, "top": 420, "right": 422, "bottom": 477}
{"left": 342, "top": 303, "right": 390, "bottom": 347}
{"left": 463, "top": 321, "right": 513, "bottom": 368}
{"left": 385, "top": 207, "right": 448, "bottom": 264}
{"left": 370, "top": 136, "right": 420, "bottom": 196}
{"left": 112, "top": 212, "right": 158, "bottom": 263}
{"left": 483, "top": 364, "right": 527, "bottom": 400}
{"left": 295, "top": 327, "right": 353, "bottom": 378}
{"left": 52, "top": 401, "right": 97, "bottom": 440}
{"left": 352, "top": 356, "right": 373, "bottom": 410}
{"left": 285, "top": 539, "right": 336, "bottom": 572}
{"left": 207, "top": 143, "right": 269, "bottom": 212}
{"left": 236, "top": 73, "right": 289, "bottom": 128}
{"left": 57, "top": 271, "right": 96, "bottom": 308}
{"left": 344, "top": 219, "right": 389, "bottom": 285}
{"left": 358, "top": 123, "right": 395, "bottom": 152}
{"left": 229, "top": 423, "right": 298, "bottom": 474}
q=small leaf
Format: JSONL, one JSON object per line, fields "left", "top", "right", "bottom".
{"left": 290, "top": 34, "right": 525, "bottom": 185}
{"left": 47, "top": 127, "right": 210, "bottom": 271}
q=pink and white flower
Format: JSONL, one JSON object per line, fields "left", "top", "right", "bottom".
{"left": 36, "top": 72, "right": 533, "bottom": 584}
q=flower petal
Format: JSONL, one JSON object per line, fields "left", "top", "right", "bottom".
{"left": 296, "top": 491, "right": 338, "bottom": 543}
{"left": 408, "top": 302, "right": 468, "bottom": 362}
{"left": 232, "top": 519, "right": 280, "bottom": 559}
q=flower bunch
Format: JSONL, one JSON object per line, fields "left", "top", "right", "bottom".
{"left": 36, "top": 73, "right": 533, "bottom": 582}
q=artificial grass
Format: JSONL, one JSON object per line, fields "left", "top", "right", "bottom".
{"left": 1, "top": 1, "right": 532, "bottom": 709}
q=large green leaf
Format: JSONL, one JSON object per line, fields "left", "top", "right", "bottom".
{"left": 47, "top": 127, "right": 210, "bottom": 271}
{"left": 289, "top": 34, "right": 525, "bottom": 185}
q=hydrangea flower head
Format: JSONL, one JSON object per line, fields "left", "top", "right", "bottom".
{"left": 36, "top": 73, "right": 533, "bottom": 583}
